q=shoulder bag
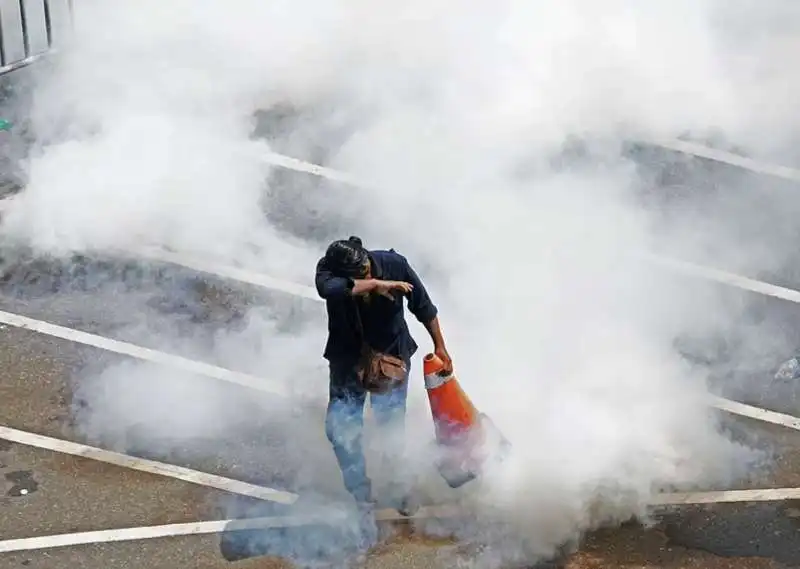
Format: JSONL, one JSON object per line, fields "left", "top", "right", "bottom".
{"left": 353, "top": 299, "right": 408, "bottom": 393}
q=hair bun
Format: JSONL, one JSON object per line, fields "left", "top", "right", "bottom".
{"left": 347, "top": 236, "right": 363, "bottom": 248}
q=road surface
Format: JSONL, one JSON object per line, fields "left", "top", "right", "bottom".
{"left": 2, "top": 257, "right": 800, "bottom": 569}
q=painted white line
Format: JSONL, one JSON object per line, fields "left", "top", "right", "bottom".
{"left": 137, "top": 248, "right": 320, "bottom": 302}
{"left": 0, "top": 308, "right": 289, "bottom": 397}
{"left": 651, "top": 487, "right": 800, "bottom": 506}
{"left": 264, "top": 151, "right": 367, "bottom": 186}
{"left": 0, "top": 201, "right": 317, "bottom": 301}
{"left": 0, "top": 424, "right": 298, "bottom": 505}
{"left": 3, "top": 485, "right": 800, "bottom": 553}
{"left": 707, "top": 395, "right": 800, "bottom": 431}
{"left": 264, "top": 139, "right": 800, "bottom": 190}
{"left": 644, "top": 254, "right": 800, "bottom": 305}
{"left": 0, "top": 199, "right": 318, "bottom": 300}
{"left": 0, "top": 505, "right": 461, "bottom": 553}
{"left": 0, "top": 516, "right": 331, "bottom": 553}
{"left": 651, "top": 139, "right": 800, "bottom": 184}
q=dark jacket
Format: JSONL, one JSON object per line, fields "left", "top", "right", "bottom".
{"left": 315, "top": 249, "right": 438, "bottom": 364}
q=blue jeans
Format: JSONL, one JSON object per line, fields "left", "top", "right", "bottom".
{"left": 325, "top": 360, "right": 410, "bottom": 504}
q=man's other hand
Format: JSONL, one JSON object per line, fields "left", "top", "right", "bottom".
{"left": 374, "top": 280, "right": 414, "bottom": 299}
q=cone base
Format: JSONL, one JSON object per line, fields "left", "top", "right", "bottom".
{"left": 433, "top": 413, "right": 512, "bottom": 489}
{"left": 478, "top": 413, "right": 513, "bottom": 459}
{"left": 437, "top": 463, "right": 478, "bottom": 489}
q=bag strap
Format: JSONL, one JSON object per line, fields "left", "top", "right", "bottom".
{"left": 351, "top": 295, "right": 369, "bottom": 355}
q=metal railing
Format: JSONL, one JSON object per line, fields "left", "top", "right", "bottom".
{"left": 0, "top": 0, "right": 73, "bottom": 76}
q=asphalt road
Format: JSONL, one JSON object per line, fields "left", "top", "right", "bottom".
{"left": 3, "top": 259, "right": 800, "bottom": 569}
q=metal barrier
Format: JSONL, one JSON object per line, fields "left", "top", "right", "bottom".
{"left": 0, "top": 0, "right": 73, "bottom": 76}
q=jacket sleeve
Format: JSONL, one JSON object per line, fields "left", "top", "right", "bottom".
{"left": 399, "top": 255, "right": 438, "bottom": 324}
{"left": 315, "top": 257, "right": 354, "bottom": 300}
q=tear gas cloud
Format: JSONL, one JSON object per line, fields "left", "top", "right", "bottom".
{"left": 2, "top": 0, "right": 799, "bottom": 565}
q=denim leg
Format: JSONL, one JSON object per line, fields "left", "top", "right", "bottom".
{"left": 369, "top": 364, "right": 411, "bottom": 499}
{"left": 325, "top": 363, "right": 370, "bottom": 503}
{"left": 369, "top": 367, "right": 410, "bottom": 429}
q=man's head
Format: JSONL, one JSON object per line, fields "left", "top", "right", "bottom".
{"left": 324, "top": 236, "right": 371, "bottom": 279}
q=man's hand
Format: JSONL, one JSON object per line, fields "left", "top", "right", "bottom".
{"left": 423, "top": 316, "right": 452, "bottom": 374}
{"left": 435, "top": 345, "right": 453, "bottom": 374}
{"left": 374, "top": 280, "right": 414, "bottom": 300}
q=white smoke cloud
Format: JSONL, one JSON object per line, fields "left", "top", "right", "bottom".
{"left": 1, "top": 0, "right": 797, "bottom": 566}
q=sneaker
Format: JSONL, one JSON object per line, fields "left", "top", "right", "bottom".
{"left": 382, "top": 482, "right": 420, "bottom": 517}
{"left": 395, "top": 493, "right": 420, "bottom": 517}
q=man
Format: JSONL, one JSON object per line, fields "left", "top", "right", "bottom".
{"left": 315, "top": 236, "right": 451, "bottom": 542}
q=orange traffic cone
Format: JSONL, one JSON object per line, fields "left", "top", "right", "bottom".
{"left": 423, "top": 353, "right": 511, "bottom": 488}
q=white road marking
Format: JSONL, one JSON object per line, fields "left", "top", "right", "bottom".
{"left": 0, "top": 515, "right": 342, "bottom": 553}
{"left": 2, "top": 485, "right": 799, "bottom": 553}
{"left": 0, "top": 308, "right": 288, "bottom": 396}
{"left": 651, "top": 487, "right": 800, "bottom": 506}
{"left": 264, "top": 151, "right": 368, "bottom": 186}
{"left": 0, "top": 198, "right": 317, "bottom": 299}
{"left": 650, "top": 139, "right": 800, "bottom": 184}
{"left": 0, "top": 201, "right": 317, "bottom": 301}
{"left": 136, "top": 248, "right": 320, "bottom": 301}
{"left": 646, "top": 255, "right": 800, "bottom": 304}
{"left": 0, "top": 424, "right": 298, "bottom": 505}
{"left": 706, "top": 396, "right": 800, "bottom": 431}
{"left": 269, "top": 139, "right": 800, "bottom": 187}
{"left": 0, "top": 504, "right": 459, "bottom": 553}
